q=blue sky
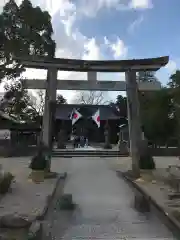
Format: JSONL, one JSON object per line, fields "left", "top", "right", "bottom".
{"left": 74, "top": 0, "right": 180, "bottom": 85}
{"left": 1, "top": 0, "right": 179, "bottom": 102}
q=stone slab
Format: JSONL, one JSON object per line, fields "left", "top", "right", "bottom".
{"left": 0, "top": 157, "right": 65, "bottom": 227}
{"left": 28, "top": 221, "right": 42, "bottom": 240}
{"left": 0, "top": 175, "right": 62, "bottom": 226}
{"left": 118, "top": 171, "right": 180, "bottom": 237}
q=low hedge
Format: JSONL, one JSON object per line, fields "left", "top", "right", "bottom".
{"left": 0, "top": 172, "right": 14, "bottom": 194}
{"left": 139, "top": 155, "right": 156, "bottom": 170}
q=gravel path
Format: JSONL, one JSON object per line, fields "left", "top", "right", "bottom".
{"left": 42, "top": 157, "right": 176, "bottom": 239}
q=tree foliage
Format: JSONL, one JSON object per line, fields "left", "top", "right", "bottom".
{"left": 139, "top": 89, "right": 175, "bottom": 145}
{"left": 3, "top": 80, "right": 39, "bottom": 121}
{"left": 167, "top": 70, "right": 180, "bottom": 145}
{"left": 32, "top": 91, "right": 67, "bottom": 117}
{"left": 3, "top": 83, "right": 68, "bottom": 121}
{"left": 56, "top": 94, "right": 67, "bottom": 104}
{"left": 34, "top": 90, "right": 45, "bottom": 116}
{"left": 0, "top": 0, "right": 55, "bottom": 80}
{"left": 137, "top": 71, "right": 157, "bottom": 82}
{"left": 115, "top": 88, "right": 176, "bottom": 146}
{"left": 115, "top": 95, "right": 127, "bottom": 118}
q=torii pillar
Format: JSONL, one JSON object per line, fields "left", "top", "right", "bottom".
{"left": 126, "top": 70, "right": 142, "bottom": 177}
{"left": 42, "top": 68, "right": 57, "bottom": 149}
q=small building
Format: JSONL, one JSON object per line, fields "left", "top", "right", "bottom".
{"left": 0, "top": 110, "right": 41, "bottom": 145}
{"left": 55, "top": 104, "right": 128, "bottom": 143}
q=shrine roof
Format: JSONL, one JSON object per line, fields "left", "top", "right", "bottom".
{"left": 55, "top": 104, "right": 121, "bottom": 121}
{"left": 0, "top": 111, "right": 20, "bottom": 124}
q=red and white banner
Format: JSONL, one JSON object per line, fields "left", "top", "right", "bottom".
{"left": 70, "top": 109, "right": 82, "bottom": 125}
{"left": 92, "top": 109, "right": 100, "bottom": 128}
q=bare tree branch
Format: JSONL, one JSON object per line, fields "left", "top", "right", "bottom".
{"left": 32, "top": 90, "right": 45, "bottom": 116}
{"left": 73, "top": 91, "right": 110, "bottom": 105}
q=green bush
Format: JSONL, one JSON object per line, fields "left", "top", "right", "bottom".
{"left": 139, "top": 154, "right": 155, "bottom": 170}
{"left": 0, "top": 172, "right": 14, "bottom": 194}
{"left": 29, "top": 154, "right": 47, "bottom": 171}
{"left": 172, "top": 210, "right": 180, "bottom": 221}
{"left": 29, "top": 142, "right": 50, "bottom": 171}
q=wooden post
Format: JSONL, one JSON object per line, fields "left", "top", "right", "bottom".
{"left": 42, "top": 68, "right": 57, "bottom": 170}
{"left": 126, "top": 70, "right": 141, "bottom": 178}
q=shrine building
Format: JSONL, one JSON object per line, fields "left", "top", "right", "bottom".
{"left": 54, "top": 104, "right": 128, "bottom": 144}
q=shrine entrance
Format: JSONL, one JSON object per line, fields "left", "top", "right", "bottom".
{"left": 15, "top": 56, "right": 169, "bottom": 176}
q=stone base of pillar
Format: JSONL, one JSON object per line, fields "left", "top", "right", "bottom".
{"left": 103, "top": 143, "right": 112, "bottom": 149}
{"left": 139, "top": 139, "right": 149, "bottom": 156}
{"left": 139, "top": 139, "right": 155, "bottom": 170}
{"left": 118, "top": 141, "right": 129, "bottom": 154}
{"left": 57, "top": 143, "right": 66, "bottom": 149}
{"left": 57, "top": 129, "right": 66, "bottom": 149}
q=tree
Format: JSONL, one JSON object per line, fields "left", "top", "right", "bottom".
{"left": 3, "top": 84, "right": 68, "bottom": 121}
{"left": 139, "top": 89, "right": 175, "bottom": 146}
{"left": 3, "top": 80, "right": 39, "bottom": 121}
{"left": 32, "top": 90, "right": 45, "bottom": 116}
{"left": 73, "top": 91, "right": 109, "bottom": 105}
{"left": 115, "top": 95, "right": 127, "bottom": 118}
{"left": 31, "top": 91, "right": 67, "bottom": 117}
{"left": 0, "top": 0, "right": 55, "bottom": 80}
{"left": 168, "top": 70, "right": 180, "bottom": 147}
{"left": 137, "top": 71, "right": 157, "bottom": 82}
{"left": 168, "top": 70, "right": 180, "bottom": 89}
{"left": 56, "top": 94, "right": 67, "bottom": 104}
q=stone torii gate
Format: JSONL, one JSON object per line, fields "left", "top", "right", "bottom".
{"left": 15, "top": 56, "right": 169, "bottom": 177}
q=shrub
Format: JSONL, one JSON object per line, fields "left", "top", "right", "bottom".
{"left": 29, "top": 154, "right": 47, "bottom": 171}
{"left": 0, "top": 172, "right": 14, "bottom": 194}
{"left": 172, "top": 210, "right": 180, "bottom": 221}
{"left": 29, "top": 141, "right": 51, "bottom": 171}
{"left": 139, "top": 154, "right": 156, "bottom": 170}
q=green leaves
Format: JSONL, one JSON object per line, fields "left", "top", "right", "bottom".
{"left": 168, "top": 70, "right": 180, "bottom": 145}
{"left": 3, "top": 80, "right": 39, "bottom": 121}
{"left": 115, "top": 95, "right": 127, "bottom": 118}
{"left": 56, "top": 94, "right": 67, "bottom": 104}
{"left": 139, "top": 89, "right": 175, "bottom": 145}
{"left": 0, "top": 0, "right": 55, "bottom": 80}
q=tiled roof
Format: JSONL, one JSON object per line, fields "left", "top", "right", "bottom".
{"left": 55, "top": 104, "right": 120, "bottom": 120}
{"left": 0, "top": 110, "right": 20, "bottom": 123}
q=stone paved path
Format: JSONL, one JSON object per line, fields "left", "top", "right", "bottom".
{"left": 44, "top": 157, "right": 176, "bottom": 239}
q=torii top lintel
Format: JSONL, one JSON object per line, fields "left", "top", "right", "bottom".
{"left": 14, "top": 56, "right": 169, "bottom": 72}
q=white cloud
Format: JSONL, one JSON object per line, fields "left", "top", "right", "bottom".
{"left": 83, "top": 38, "right": 102, "bottom": 60}
{"left": 20, "top": 0, "right": 128, "bottom": 82}
{"left": 104, "top": 37, "right": 127, "bottom": 59}
{"left": 77, "top": 0, "right": 123, "bottom": 17}
{"left": 165, "top": 60, "right": 177, "bottom": 74}
{"left": 129, "top": 0, "right": 153, "bottom": 9}
{"left": 128, "top": 15, "right": 144, "bottom": 34}
{"left": 0, "top": 0, "right": 129, "bottom": 102}
{"left": 76, "top": 0, "right": 153, "bottom": 17}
